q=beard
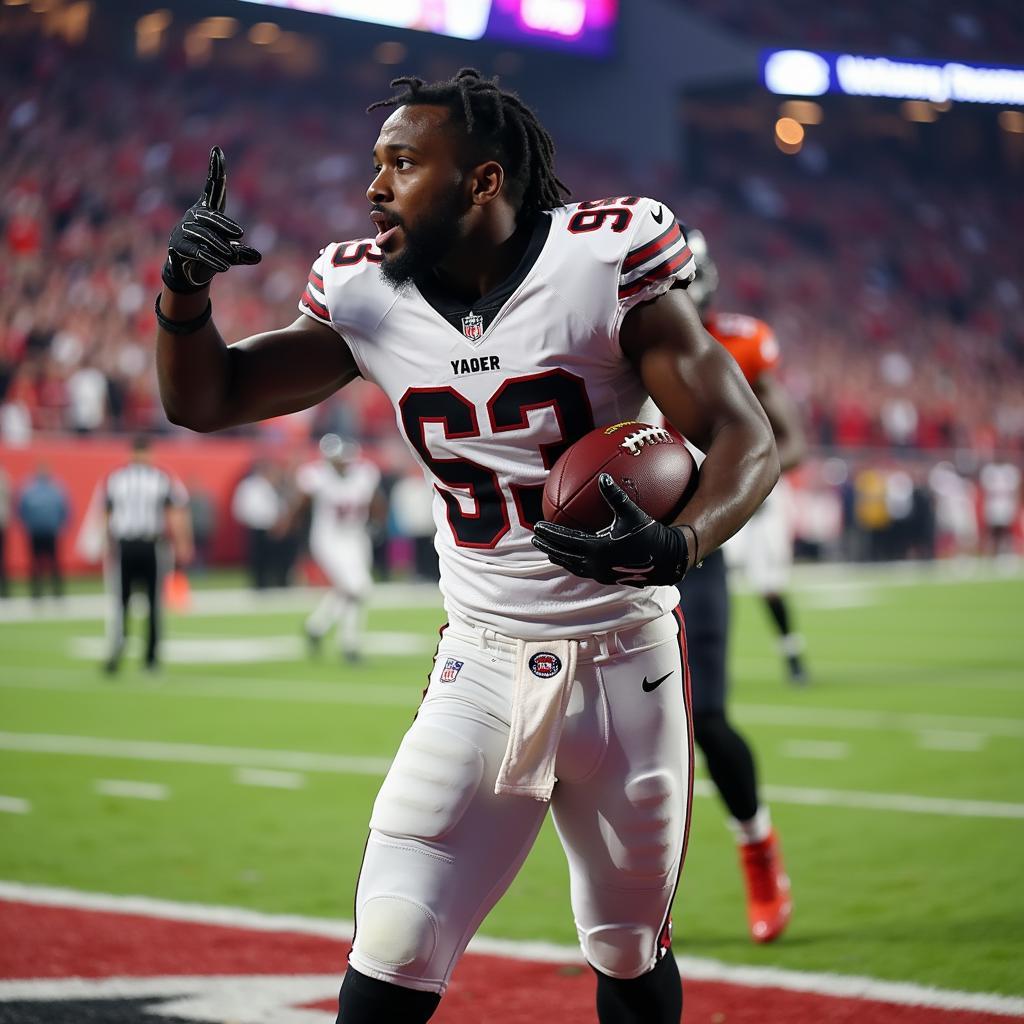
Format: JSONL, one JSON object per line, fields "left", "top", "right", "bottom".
{"left": 378, "top": 182, "right": 469, "bottom": 290}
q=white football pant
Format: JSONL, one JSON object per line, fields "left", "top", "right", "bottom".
{"left": 306, "top": 531, "right": 372, "bottom": 655}
{"left": 724, "top": 479, "right": 794, "bottom": 594}
{"left": 347, "top": 608, "right": 694, "bottom": 994}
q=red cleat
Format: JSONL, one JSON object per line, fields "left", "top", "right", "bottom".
{"left": 739, "top": 829, "right": 792, "bottom": 943}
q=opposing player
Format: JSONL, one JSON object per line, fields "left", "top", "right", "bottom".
{"left": 156, "top": 71, "right": 778, "bottom": 1024}
{"left": 691, "top": 229, "right": 807, "bottom": 683}
{"left": 675, "top": 226, "right": 805, "bottom": 944}
{"left": 292, "top": 433, "right": 383, "bottom": 662}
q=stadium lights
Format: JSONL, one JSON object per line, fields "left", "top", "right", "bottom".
{"left": 184, "top": 26, "right": 211, "bottom": 64}
{"left": 198, "top": 16, "right": 238, "bottom": 39}
{"left": 762, "top": 48, "right": 1024, "bottom": 106}
{"left": 1000, "top": 110, "right": 1024, "bottom": 133}
{"left": 780, "top": 100, "right": 823, "bottom": 124}
{"left": 136, "top": 9, "right": 171, "bottom": 57}
{"left": 902, "top": 100, "right": 938, "bottom": 123}
{"left": 248, "top": 21, "right": 280, "bottom": 45}
{"left": 373, "top": 40, "right": 406, "bottom": 65}
{"left": 774, "top": 116, "right": 804, "bottom": 154}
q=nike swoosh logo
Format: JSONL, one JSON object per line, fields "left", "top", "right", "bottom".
{"left": 642, "top": 671, "right": 672, "bottom": 692}
{"left": 651, "top": 205, "right": 664, "bottom": 224}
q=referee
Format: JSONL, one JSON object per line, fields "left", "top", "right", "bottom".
{"left": 103, "top": 435, "right": 192, "bottom": 674}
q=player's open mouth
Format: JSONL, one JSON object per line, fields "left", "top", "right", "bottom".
{"left": 370, "top": 210, "right": 400, "bottom": 248}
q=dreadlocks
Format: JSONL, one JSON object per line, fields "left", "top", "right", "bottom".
{"left": 368, "top": 68, "right": 570, "bottom": 220}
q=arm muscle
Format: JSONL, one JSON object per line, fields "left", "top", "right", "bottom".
{"left": 157, "top": 290, "right": 359, "bottom": 432}
{"left": 620, "top": 288, "right": 779, "bottom": 560}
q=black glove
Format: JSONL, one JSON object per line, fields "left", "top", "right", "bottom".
{"left": 163, "top": 146, "right": 262, "bottom": 294}
{"left": 532, "top": 474, "right": 690, "bottom": 588}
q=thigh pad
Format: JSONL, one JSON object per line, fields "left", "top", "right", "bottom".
{"left": 370, "top": 722, "right": 485, "bottom": 841}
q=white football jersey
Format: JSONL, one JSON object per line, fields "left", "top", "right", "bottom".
{"left": 299, "top": 197, "right": 695, "bottom": 638}
{"left": 296, "top": 458, "right": 381, "bottom": 539}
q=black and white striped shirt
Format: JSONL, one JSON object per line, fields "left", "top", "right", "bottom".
{"left": 105, "top": 463, "right": 186, "bottom": 542}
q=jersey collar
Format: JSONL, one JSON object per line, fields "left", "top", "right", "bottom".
{"left": 414, "top": 214, "right": 551, "bottom": 341}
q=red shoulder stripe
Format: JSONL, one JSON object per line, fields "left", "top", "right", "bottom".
{"left": 301, "top": 288, "right": 330, "bottom": 321}
{"left": 618, "top": 246, "right": 693, "bottom": 300}
{"left": 622, "top": 222, "right": 682, "bottom": 274}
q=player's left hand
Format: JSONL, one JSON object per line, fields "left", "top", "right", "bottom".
{"left": 532, "top": 474, "right": 690, "bottom": 588}
{"left": 163, "top": 146, "right": 262, "bottom": 294}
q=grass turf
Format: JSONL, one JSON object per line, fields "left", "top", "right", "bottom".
{"left": 1, "top": 567, "right": 1022, "bottom": 995}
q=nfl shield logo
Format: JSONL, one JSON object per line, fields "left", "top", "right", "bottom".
{"left": 440, "top": 658, "right": 465, "bottom": 683}
{"left": 461, "top": 313, "right": 484, "bottom": 340}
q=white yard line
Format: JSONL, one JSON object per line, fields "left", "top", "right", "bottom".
{"left": 234, "top": 768, "right": 306, "bottom": 790}
{"left": 0, "top": 881, "right": 1021, "bottom": 1017}
{"left": 780, "top": 740, "right": 850, "bottom": 760}
{"left": 67, "top": 632, "right": 432, "bottom": 662}
{"left": 734, "top": 703, "right": 1024, "bottom": 739}
{"left": 729, "top": 656, "right": 1024, "bottom": 691}
{"left": 0, "top": 560, "right": 1019, "bottom": 625}
{"left": 3, "top": 732, "right": 1022, "bottom": 821}
{"left": 0, "top": 732, "right": 392, "bottom": 776}
{"left": 0, "top": 796, "right": 30, "bottom": 814}
{"left": 761, "top": 784, "right": 1024, "bottom": 820}
{"left": 917, "top": 731, "right": 988, "bottom": 752}
{"left": 94, "top": 780, "right": 169, "bottom": 801}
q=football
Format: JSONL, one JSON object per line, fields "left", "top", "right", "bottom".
{"left": 542, "top": 421, "right": 699, "bottom": 531}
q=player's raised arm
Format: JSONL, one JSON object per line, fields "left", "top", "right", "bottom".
{"left": 156, "top": 147, "right": 359, "bottom": 433}
{"left": 621, "top": 285, "right": 780, "bottom": 561}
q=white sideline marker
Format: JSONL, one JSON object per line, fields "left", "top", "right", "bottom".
{"left": 0, "top": 796, "right": 30, "bottom": 814}
{"left": 781, "top": 740, "right": 849, "bottom": 760}
{"left": 95, "top": 780, "right": 169, "bottom": 801}
{"left": 0, "top": 882, "right": 1022, "bottom": 1018}
{"left": 917, "top": 731, "right": 986, "bottom": 752}
{"left": 235, "top": 768, "right": 305, "bottom": 790}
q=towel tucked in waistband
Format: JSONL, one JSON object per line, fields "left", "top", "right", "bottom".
{"left": 494, "top": 638, "right": 578, "bottom": 801}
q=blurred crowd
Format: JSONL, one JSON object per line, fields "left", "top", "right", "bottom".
{"left": 669, "top": 152, "right": 1024, "bottom": 457}
{"left": 686, "top": 0, "right": 1024, "bottom": 64}
{"left": 1, "top": 33, "right": 1022, "bottom": 464}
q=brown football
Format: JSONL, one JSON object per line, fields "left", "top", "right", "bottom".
{"left": 541, "top": 421, "right": 699, "bottom": 531}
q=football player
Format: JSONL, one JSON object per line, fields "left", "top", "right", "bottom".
{"left": 289, "top": 434, "right": 383, "bottom": 662}
{"left": 156, "top": 71, "right": 778, "bottom": 1024}
{"left": 674, "top": 226, "right": 806, "bottom": 946}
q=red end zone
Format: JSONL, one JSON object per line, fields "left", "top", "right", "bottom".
{"left": 1, "top": 895, "right": 1020, "bottom": 1024}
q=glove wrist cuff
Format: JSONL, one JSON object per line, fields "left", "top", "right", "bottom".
{"left": 677, "top": 523, "right": 699, "bottom": 569}
{"left": 162, "top": 260, "right": 210, "bottom": 295}
{"left": 668, "top": 525, "right": 691, "bottom": 582}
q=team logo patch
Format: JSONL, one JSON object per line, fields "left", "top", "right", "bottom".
{"left": 528, "top": 652, "right": 562, "bottom": 678}
{"left": 461, "top": 312, "right": 484, "bottom": 340}
{"left": 439, "top": 658, "right": 465, "bottom": 683}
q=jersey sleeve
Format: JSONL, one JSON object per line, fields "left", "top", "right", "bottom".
{"left": 298, "top": 247, "right": 334, "bottom": 326}
{"left": 296, "top": 240, "right": 396, "bottom": 384}
{"left": 616, "top": 200, "right": 696, "bottom": 319}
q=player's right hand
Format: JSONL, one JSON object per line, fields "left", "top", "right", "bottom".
{"left": 162, "top": 146, "right": 262, "bottom": 294}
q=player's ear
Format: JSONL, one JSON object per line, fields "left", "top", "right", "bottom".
{"left": 468, "top": 160, "right": 504, "bottom": 206}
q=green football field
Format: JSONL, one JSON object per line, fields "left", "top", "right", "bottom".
{"left": 1, "top": 564, "right": 1022, "bottom": 998}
